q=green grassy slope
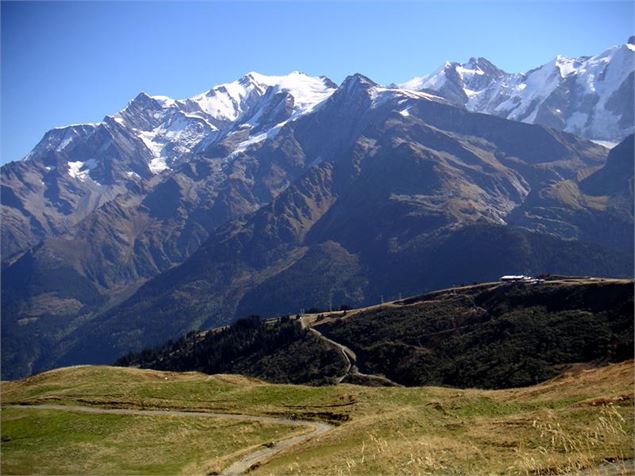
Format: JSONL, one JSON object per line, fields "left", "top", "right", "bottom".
{"left": 2, "top": 362, "right": 633, "bottom": 475}
{"left": 2, "top": 407, "right": 301, "bottom": 476}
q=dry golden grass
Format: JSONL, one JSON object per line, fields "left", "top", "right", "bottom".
{"left": 546, "top": 179, "right": 610, "bottom": 212}
{"left": 2, "top": 361, "right": 633, "bottom": 475}
{"left": 255, "top": 361, "right": 634, "bottom": 475}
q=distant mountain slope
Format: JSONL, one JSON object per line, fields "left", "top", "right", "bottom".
{"left": 5, "top": 39, "right": 632, "bottom": 262}
{"left": 118, "top": 278, "right": 634, "bottom": 389}
{"left": 1, "top": 74, "right": 339, "bottom": 379}
{"left": 44, "top": 79, "right": 632, "bottom": 373}
{"left": 2, "top": 43, "right": 634, "bottom": 379}
{"left": 1, "top": 72, "right": 336, "bottom": 261}
{"left": 506, "top": 134, "right": 634, "bottom": 252}
{"left": 401, "top": 38, "right": 635, "bottom": 142}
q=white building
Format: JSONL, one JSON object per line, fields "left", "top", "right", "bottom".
{"left": 499, "top": 275, "right": 544, "bottom": 284}
{"left": 500, "top": 275, "right": 529, "bottom": 282}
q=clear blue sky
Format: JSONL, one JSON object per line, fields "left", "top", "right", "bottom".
{"left": 2, "top": 1, "right": 633, "bottom": 164}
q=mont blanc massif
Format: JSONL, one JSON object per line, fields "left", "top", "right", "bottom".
{"left": 2, "top": 39, "right": 634, "bottom": 380}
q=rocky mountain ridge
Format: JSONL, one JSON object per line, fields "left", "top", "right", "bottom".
{"left": 2, "top": 44, "right": 633, "bottom": 379}
{"left": 13, "top": 79, "right": 630, "bottom": 376}
{"left": 400, "top": 38, "right": 635, "bottom": 142}
{"left": 1, "top": 72, "right": 336, "bottom": 261}
{"left": 5, "top": 40, "right": 633, "bottom": 262}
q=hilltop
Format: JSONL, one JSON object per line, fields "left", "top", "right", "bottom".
{"left": 118, "top": 277, "right": 634, "bottom": 389}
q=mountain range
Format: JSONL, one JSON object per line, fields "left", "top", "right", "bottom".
{"left": 2, "top": 40, "right": 633, "bottom": 379}
{"left": 401, "top": 37, "right": 635, "bottom": 143}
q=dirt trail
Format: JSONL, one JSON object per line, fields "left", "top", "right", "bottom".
{"left": 566, "top": 460, "right": 634, "bottom": 476}
{"left": 5, "top": 404, "right": 334, "bottom": 475}
{"left": 305, "top": 326, "right": 352, "bottom": 384}
{"left": 300, "top": 316, "right": 402, "bottom": 387}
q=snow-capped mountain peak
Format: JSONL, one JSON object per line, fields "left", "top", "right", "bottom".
{"left": 188, "top": 71, "right": 337, "bottom": 158}
{"left": 24, "top": 123, "right": 99, "bottom": 160}
{"left": 243, "top": 71, "right": 336, "bottom": 116}
{"left": 18, "top": 39, "right": 634, "bottom": 186}
{"left": 185, "top": 74, "right": 266, "bottom": 123}
{"left": 26, "top": 72, "right": 337, "bottom": 178}
{"left": 400, "top": 39, "right": 635, "bottom": 141}
{"left": 184, "top": 71, "right": 335, "bottom": 125}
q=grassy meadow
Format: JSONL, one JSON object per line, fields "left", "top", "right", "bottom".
{"left": 1, "top": 362, "right": 633, "bottom": 475}
{"left": 2, "top": 406, "right": 302, "bottom": 475}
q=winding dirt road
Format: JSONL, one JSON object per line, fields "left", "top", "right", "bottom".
{"left": 6, "top": 404, "right": 334, "bottom": 475}
{"left": 300, "top": 316, "right": 402, "bottom": 387}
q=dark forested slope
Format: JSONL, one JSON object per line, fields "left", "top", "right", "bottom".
{"left": 120, "top": 278, "right": 634, "bottom": 389}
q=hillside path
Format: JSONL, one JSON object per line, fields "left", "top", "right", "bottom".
{"left": 5, "top": 404, "right": 334, "bottom": 475}
{"left": 299, "top": 316, "right": 403, "bottom": 387}
{"left": 566, "top": 460, "right": 634, "bottom": 476}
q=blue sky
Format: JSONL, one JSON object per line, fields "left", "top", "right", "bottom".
{"left": 1, "top": 1, "right": 633, "bottom": 164}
